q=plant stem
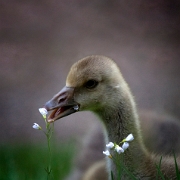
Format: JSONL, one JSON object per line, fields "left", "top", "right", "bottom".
{"left": 44, "top": 119, "right": 54, "bottom": 180}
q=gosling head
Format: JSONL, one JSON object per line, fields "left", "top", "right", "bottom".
{"left": 45, "top": 55, "right": 128, "bottom": 122}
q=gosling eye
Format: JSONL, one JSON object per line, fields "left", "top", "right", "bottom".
{"left": 84, "top": 80, "right": 98, "bottom": 89}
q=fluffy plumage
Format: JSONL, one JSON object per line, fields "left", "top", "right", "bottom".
{"left": 45, "top": 55, "right": 180, "bottom": 179}
{"left": 65, "top": 110, "right": 180, "bottom": 180}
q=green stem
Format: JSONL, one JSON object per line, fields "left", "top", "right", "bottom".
{"left": 44, "top": 118, "right": 54, "bottom": 180}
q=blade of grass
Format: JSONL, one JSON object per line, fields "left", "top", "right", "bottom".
{"left": 111, "top": 171, "right": 114, "bottom": 180}
{"left": 155, "top": 156, "right": 166, "bottom": 180}
{"left": 174, "top": 152, "right": 180, "bottom": 180}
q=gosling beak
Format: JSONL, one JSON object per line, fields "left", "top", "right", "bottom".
{"left": 44, "top": 86, "right": 80, "bottom": 123}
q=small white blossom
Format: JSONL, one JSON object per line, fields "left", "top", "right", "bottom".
{"left": 115, "top": 145, "right": 124, "bottom": 154}
{"left": 123, "top": 134, "right": 134, "bottom": 142}
{"left": 122, "top": 142, "right": 129, "bottom": 150}
{"left": 39, "top": 108, "right": 48, "bottom": 118}
{"left": 106, "top": 142, "right": 114, "bottom": 149}
{"left": 32, "top": 123, "right": 42, "bottom": 130}
{"left": 103, "top": 150, "right": 112, "bottom": 158}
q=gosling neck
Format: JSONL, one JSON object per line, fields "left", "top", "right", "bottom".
{"left": 95, "top": 90, "right": 143, "bottom": 147}
{"left": 94, "top": 89, "right": 149, "bottom": 178}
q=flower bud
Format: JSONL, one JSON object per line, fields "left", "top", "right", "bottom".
{"left": 122, "top": 142, "right": 129, "bottom": 150}
{"left": 115, "top": 145, "right": 124, "bottom": 154}
{"left": 32, "top": 123, "right": 42, "bottom": 130}
{"left": 39, "top": 108, "right": 48, "bottom": 118}
{"left": 106, "top": 142, "right": 114, "bottom": 149}
{"left": 103, "top": 150, "right": 112, "bottom": 158}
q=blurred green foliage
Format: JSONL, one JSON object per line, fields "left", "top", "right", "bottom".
{"left": 0, "top": 142, "right": 75, "bottom": 180}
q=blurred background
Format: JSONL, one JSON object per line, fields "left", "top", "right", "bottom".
{"left": 1, "top": 0, "right": 180, "bottom": 179}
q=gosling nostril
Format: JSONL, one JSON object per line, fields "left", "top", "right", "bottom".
{"left": 44, "top": 99, "right": 58, "bottom": 111}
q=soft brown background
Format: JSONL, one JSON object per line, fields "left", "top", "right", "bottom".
{"left": 1, "top": 0, "right": 180, "bottom": 144}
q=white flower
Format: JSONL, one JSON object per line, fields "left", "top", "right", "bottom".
{"left": 103, "top": 150, "right": 112, "bottom": 158}
{"left": 123, "top": 134, "right": 134, "bottom": 142}
{"left": 106, "top": 142, "right": 114, "bottom": 149}
{"left": 115, "top": 145, "right": 124, "bottom": 154}
{"left": 122, "top": 142, "right": 129, "bottom": 150}
{"left": 39, "top": 108, "right": 48, "bottom": 118}
{"left": 32, "top": 123, "right": 42, "bottom": 130}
